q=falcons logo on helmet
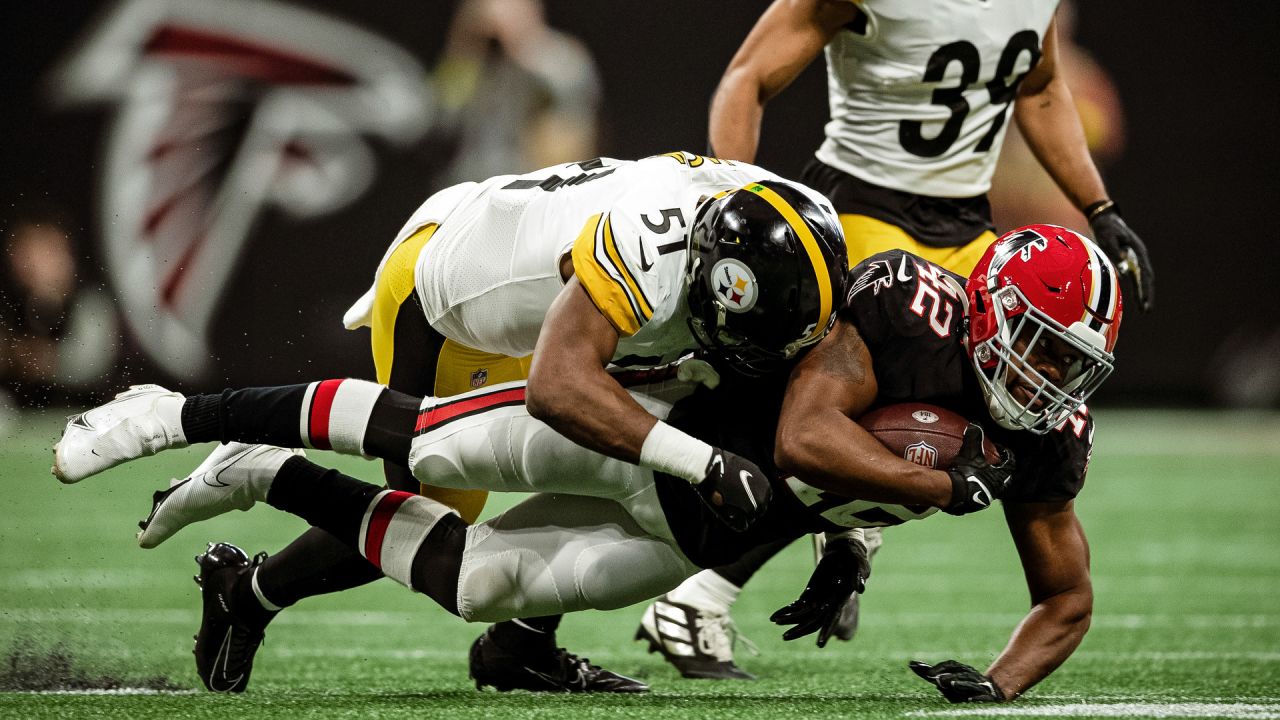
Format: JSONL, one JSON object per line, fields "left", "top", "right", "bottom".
{"left": 53, "top": 0, "right": 432, "bottom": 379}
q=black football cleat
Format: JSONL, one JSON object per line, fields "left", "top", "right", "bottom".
{"left": 635, "top": 595, "right": 756, "bottom": 680}
{"left": 469, "top": 626, "right": 648, "bottom": 693}
{"left": 192, "top": 542, "right": 271, "bottom": 693}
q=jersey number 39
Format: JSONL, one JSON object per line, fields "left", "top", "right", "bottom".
{"left": 899, "top": 31, "right": 1041, "bottom": 158}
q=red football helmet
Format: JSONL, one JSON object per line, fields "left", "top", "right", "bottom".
{"left": 966, "top": 225, "right": 1123, "bottom": 434}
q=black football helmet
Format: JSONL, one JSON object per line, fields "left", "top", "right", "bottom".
{"left": 686, "top": 180, "right": 847, "bottom": 374}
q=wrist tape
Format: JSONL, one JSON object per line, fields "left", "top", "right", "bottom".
{"left": 639, "top": 421, "right": 714, "bottom": 484}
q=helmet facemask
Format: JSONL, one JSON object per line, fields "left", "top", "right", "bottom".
{"left": 686, "top": 269, "right": 832, "bottom": 376}
{"left": 971, "top": 283, "right": 1115, "bottom": 434}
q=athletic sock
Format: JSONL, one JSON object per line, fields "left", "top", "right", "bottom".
{"left": 229, "top": 565, "right": 281, "bottom": 629}
{"left": 489, "top": 616, "right": 563, "bottom": 654}
{"left": 666, "top": 569, "right": 744, "bottom": 615}
{"left": 179, "top": 379, "right": 400, "bottom": 457}
{"left": 251, "top": 527, "right": 385, "bottom": 609}
{"left": 263, "top": 456, "right": 463, "bottom": 613}
{"left": 264, "top": 456, "right": 384, "bottom": 546}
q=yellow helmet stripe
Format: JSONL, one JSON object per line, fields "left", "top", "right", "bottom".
{"left": 741, "top": 183, "right": 832, "bottom": 343}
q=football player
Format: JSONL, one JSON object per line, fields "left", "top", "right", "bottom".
{"left": 53, "top": 150, "right": 846, "bottom": 694}
{"left": 55, "top": 224, "right": 1119, "bottom": 701}
{"left": 637, "top": 0, "right": 1155, "bottom": 678}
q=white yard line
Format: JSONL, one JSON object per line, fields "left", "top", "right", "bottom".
{"left": 255, "top": 645, "right": 1280, "bottom": 664}
{"left": 0, "top": 608, "right": 425, "bottom": 626}
{"left": 13, "top": 688, "right": 198, "bottom": 696}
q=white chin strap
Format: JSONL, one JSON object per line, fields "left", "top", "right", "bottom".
{"left": 985, "top": 391, "right": 1024, "bottom": 431}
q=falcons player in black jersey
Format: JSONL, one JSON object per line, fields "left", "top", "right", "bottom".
{"left": 53, "top": 225, "right": 1120, "bottom": 701}
{"left": 764, "top": 223, "right": 1119, "bottom": 701}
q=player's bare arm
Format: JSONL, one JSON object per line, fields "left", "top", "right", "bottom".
{"left": 525, "top": 276, "right": 656, "bottom": 463}
{"left": 986, "top": 500, "right": 1093, "bottom": 700}
{"left": 709, "top": 0, "right": 858, "bottom": 161}
{"left": 774, "top": 319, "right": 955, "bottom": 508}
{"left": 1012, "top": 19, "right": 1108, "bottom": 212}
{"left": 1015, "top": 20, "right": 1155, "bottom": 310}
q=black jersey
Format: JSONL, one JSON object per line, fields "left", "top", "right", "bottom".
{"left": 654, "top": 250, "right": 1094, "bottom": 568}
{"left": 836, "top": 250, "right": 1094, "bottom": 504}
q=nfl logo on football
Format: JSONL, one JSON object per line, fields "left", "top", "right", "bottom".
{"left": 904, "top": 441, "right": 938, "bottom": 468}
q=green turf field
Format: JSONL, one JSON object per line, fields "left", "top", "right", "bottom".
{"left": 1, "top": 408, "right": 1278, "bottom": 719}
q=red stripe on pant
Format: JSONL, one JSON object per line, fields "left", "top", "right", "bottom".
{"left": 308, "top": 379, "right": 345, "bottom": 450}
{"left": 364, "top": 491, "right": 413, "bottom": 568}
{"left": 415, "top": 386, "right": 526, "bottom": 434}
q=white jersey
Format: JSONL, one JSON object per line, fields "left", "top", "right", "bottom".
{"left": 346, "top": 152, "right": 794, "bottom": 365}
{"left": 817, "top": 0, "right": 1059, "bottom": 198}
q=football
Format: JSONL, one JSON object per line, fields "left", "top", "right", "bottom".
{"left": 858, "top": 403, "right": 998, "bottom": 469}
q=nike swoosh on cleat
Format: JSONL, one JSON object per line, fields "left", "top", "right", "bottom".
{"left": 206, "top": 446, "right": 255, "bottom": 488}
{"left": 208, "top": 626, "right": 245, "bottom": 692}
{"left": 527, "top": 666, "right": 587, "bottom": 691}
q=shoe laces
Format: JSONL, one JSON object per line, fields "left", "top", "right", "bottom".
{"left": 552, "top": 647, "right": 602, "bottom": 676}
{"left": 693, "top": 611, "right": 759, "bottom": 661}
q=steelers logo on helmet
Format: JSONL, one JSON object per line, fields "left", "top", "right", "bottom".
{"left": 711, "top": 258, "right": 758, "bottom": 314}
{"left": 684, "top": 178, "right": 846, "bottom": 375}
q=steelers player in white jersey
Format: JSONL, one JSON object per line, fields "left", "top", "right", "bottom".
{"left": 51, "top": 151, "right": 848, "bottom": 694}
{"left": 634, "top": 0, "right": 1154, "bottom": 682}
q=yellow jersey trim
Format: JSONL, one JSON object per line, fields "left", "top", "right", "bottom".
{"left": 602, "top": 215, "right": 653, "bottom": 321}
{"left": 571, "top": 213, "right": 646, "bottom": 336}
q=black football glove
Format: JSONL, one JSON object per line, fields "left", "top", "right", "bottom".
{"left": 1087, "top": 201, "right": 1154, "bottom": 312}
{"left": 696, "top": 449, "right": 772, "bottom": 532}
{"left": 944, "top": 424, "right": 1015, "bottom": 516}
{"left": 909, "top": 659, "right": 1006, "bottom": 703}
{"left": 770, "top": 536, "right": 869, "bottom": 647}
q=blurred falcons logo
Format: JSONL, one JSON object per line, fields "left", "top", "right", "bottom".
{"left": 52, "top": 0, "right": 432, "bottom": 379}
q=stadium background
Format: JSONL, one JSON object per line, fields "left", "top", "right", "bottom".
{"left": 2, "top": 0, "right": 1277, "bottom": 407}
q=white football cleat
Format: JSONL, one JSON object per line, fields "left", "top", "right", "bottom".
{"left": 635, "top": 596, "right": 757, "bottom": 680}
{"left": 53, "top": 385, "right": 188, "bottom": 484}
{"left": 137, "top": 443, "right": 302, "bottom": 549}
